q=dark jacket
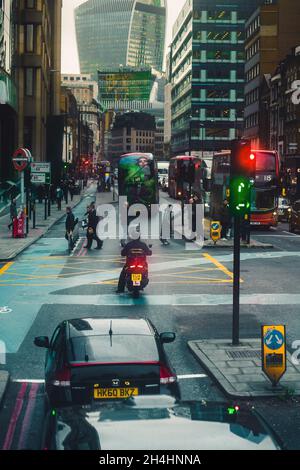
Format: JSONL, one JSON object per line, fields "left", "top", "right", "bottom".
{"left": 10, "top": 202, "right": 17, "bottom": 219}
{"left": 66, "top": 212, "right": 75, "bottom": 232}
{"left": 220, "top": 204, "right": 231, "bottom": 226}
{"left": 121, "top": 240, "right": 152, "bottom": 258}
{"left": 88, "top": 209, "right": 99, "bottom": 230}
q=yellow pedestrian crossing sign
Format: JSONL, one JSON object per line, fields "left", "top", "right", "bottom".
{"left": 261, "top": 325, "right": 286, "bottom": 386}
{"left": 210, "top": 221, "right": 221, "bottom": 244}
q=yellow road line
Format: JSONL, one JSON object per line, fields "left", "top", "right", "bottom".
{"left": 203, "top": 253, "right": 233, "bottom": 279}
{"left": 0, "top": 262, "right": 14, "bottom": 276}
{"left": 203, "top": 253, "right": 243, "bottom": 283}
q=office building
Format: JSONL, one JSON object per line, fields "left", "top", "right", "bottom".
{"left": 75, "top": 0, "right": 166, "bottom": 77}
{"left": 244, "top": 0, "right": 300, "bottom": 147}
{"left": 170, "top": 0, "right": 264, "bottom": 157}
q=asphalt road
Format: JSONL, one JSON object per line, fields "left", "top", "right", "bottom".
{"left": 0, "top": 190, "right": 300, "bottom": 449}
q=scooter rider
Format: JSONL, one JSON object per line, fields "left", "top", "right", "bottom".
{"left": 116, "top": 238, "right": 152, "bottom": 294}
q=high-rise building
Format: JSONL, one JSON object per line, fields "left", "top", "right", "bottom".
{"left": 75, "top": 0, "right": 166, "bottom": 77}
{"left": 244, "top": 0, "right": 300, "bottom": 148}
{"left": 0, "top": 0, "right": 17, "bottom": 183}
{"left": 170, "top": 0, "right": 264, "bottom": 157}
{"left": 13, "top": 0, "right": 63, "bottom": 184}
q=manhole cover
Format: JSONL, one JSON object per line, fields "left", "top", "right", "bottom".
{"left": 226, "top": 350, "right": 261, "bottom": 359}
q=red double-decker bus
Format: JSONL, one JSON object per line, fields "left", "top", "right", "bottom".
{"left": 168, "top": 155, "right": 208, "bottom": 200}
{"left": 210, "top": 149, "right": 280, "bottom": 228}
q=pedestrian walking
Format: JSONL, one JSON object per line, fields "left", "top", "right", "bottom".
{"left": 160, "top": 204, "right": 173, "bottom": 245}
{"left": 56, "top": 186, "right": 63, "bottom": 211}
{"left": 8, "top": 198, "right": 17, "bottom": 231}
{"left": 84, "top": 203, "right": 103, "bottom": 250}
{"left": 220, "top": 199, "right": 231, "bottom": 240}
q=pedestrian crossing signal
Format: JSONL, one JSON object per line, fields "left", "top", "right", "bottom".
{"left": 229, "top": 176, "right": 251, "bottom": 216}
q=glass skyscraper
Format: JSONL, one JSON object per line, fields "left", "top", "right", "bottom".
{"left": 75, "top": 0, "right": 166, "bottom": 76}
{"left": 170, "top": 0, "right": 265, "bottom": 156}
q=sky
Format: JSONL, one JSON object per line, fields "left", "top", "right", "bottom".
{"left": 61, "top": 0, "right": 186, "bottom": 73}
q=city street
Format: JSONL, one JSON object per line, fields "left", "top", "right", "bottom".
{"left": 0, "top": 188, "right": 300, "bottom": 449}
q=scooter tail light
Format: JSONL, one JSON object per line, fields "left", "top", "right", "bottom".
{"left": 160, "top": 364, "right": 177, "bottom": 385}
{"left": 52, "top": 366, "right": 71, "bottom": 387}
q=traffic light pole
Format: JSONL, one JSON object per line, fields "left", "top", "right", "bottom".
{"left": 232, "top": 215, "right": 241, "bottom": 346}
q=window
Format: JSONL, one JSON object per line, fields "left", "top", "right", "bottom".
{"left": 25, "top": 25, "right": 34, "bottom": 52}
{"left": 25, "top": 68, "right": 34, "bottom": 96}
{"left": 26, "top": 0, "right": 35, "bottom": 8}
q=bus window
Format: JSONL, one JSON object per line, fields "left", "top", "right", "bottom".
{"left": 251, "top": 190, "right": 276, "bottom": 212}
{"left": 255, "top": 152, "right": 276, "bottom": 172}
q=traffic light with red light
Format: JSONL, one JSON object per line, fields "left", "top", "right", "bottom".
{"left": 231, "top": 139, "right": 255, "bottom": 179}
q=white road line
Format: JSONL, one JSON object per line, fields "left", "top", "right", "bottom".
{"left": 178, "top": 374, "right": 207, "bottom": 380}
{"left": 283, "top": 231, "right": 300, "bottom": 237}
{"left": 13, "top": 379, "right": 45, "bottom": 384}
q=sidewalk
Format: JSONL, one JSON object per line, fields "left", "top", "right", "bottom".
{"left": 0, "top": 186, "right": 91, "bottom": 261}
{"left": 203, "top": 218, "right": 273, "bottom": 249}
{"left": 188, "top": 339, "right": 300, "bottom": 398}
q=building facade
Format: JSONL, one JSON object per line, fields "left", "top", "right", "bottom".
{"left": 13, "top": 0, "right": 62, "bottom": 182}
{"left": 244, "top": 0, "right": 300, "bottom": 147}
{"left": 170, "top": 0, "right": 264, "bottom": 157}
{"left": 62, "top": 73, "right": 101, "bottom": 160}
{"left": 269, "top": 47, "right": 300, "bottom": 178}
{"left": 0, "top": 0, "right": 17, "bottom": 183}
{"left": 108, "top": 111, "right": 156, "bottom": 160}
{"left": 75, "top": 0, "right": 166, "bottom": 77}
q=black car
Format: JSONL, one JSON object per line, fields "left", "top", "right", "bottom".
{"left": 42, "top": 397, "right": 281, "bottom": 450}
{"left": 34, "top": 318, "right": 179, "bottom": 407}
{"left": 289, "top": 200, "right": 300, "bottom": 233}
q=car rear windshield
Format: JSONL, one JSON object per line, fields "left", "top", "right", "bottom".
{"left": 68, "top": 335, "right": 159, "bottom": 364}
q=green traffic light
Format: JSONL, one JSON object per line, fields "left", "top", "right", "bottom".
{"left": 229, "top": 176, "right": 252, "bottom": 216}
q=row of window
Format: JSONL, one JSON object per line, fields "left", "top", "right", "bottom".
{"left": 245, "top": 113, "right": 259, "bottom": 129}
{"left": 246, "top": 64, "right": 260, "bottom": 83}
{"left": 246, "top": 39, "right": 260, "bottom": 61}
{"left": 246, "top": 16, "right": 260, "bottom": 39}
{"left": 245, "top": 88, "right": 259, "bottom": 106}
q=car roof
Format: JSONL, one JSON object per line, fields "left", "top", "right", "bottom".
{"left": 66, "top": 318, "right": 153, "bottom": 339}
{"left": 51, "top": 399, "right": 280, "bottom": 451}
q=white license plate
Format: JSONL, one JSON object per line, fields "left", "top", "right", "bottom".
{"left": 251, "top": 222, "right": 261, "bottom": 226}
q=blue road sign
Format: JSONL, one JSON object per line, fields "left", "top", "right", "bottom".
{"left": 264, "top": 329, "right": 285, "bottom": 351}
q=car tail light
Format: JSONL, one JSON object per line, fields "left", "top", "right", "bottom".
{"left": 52, "top": 366, "right": 71, "bottom": 387}
{"left": 129, "top": 264, "right": 136, "bottom": 269}
{"left": 160, "top": 364, "right": 177, "bottom": 385}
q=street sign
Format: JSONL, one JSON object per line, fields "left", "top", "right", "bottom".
{"left": 31, "top": 173, "right": 46, "bottom": 184}
{"left": 12, "top": 148, "right": 31, "bottom": 172}
{"left": 210, "top": 221, "right": 221, "bottom": 244}
{"left": 30, "top": 162, "right": 51, "bottom": 184}
{"left": 31, "top": 162, "right": 51, "bottom": 173}
{"left": 262, "top": 325, "right": 287, "bottom": 386}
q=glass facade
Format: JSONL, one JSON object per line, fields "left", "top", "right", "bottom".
{"left": 170, "top": 0, "right": 264, "bottom": 155}
{"left": 0, "top": 0, "right": 12, "bottom": 73}
{"left": 75, "top": 0, "right": 166, "bottom": 77}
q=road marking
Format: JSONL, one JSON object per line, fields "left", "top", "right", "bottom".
{"left": 13, "top": 379, "right": 45, "bottom": 384}
{"left": 0, "top": 262, "right": 14, "bottom": 276}
{"left": 17, "top": 383, "right": 39, "bottom": 450}
{"left": 2, "top": 382, "right": 27, "bottom": 450}
{"left": 0, "top": 306, "right": 12, "bottom": 313}
{"left": 202, "top": 253, "right": 233, "bottom": 279}
{"left": 283, "top": 231, "right": 300, "bottom": 237}
{"left": 178, "top": 374, "right": 207, "bottom": 380}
